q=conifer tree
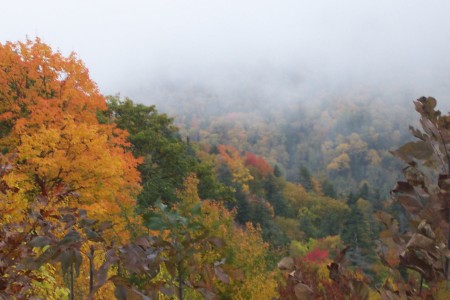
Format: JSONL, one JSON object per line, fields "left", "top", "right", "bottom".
{"left": 341, "top": 193, "right": 376, "bottom": 274}
{"left": 298, "top": 166, "right": 314, "bottom": 192}
{"left": 321, "top": 179, "right": 337, "bottom": 198}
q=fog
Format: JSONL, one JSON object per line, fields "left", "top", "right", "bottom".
{"left": 2, "top": 0, "right": 450, "bottom": 107}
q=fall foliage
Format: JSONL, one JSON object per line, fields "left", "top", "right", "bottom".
{"left": 0, "top": 39, "right": 141, "bottom": 299}
{"left": 3, "top": 37, "right": 450, "bottom": 299}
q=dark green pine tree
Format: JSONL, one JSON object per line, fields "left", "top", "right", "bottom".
{"left": 252, "top": 201, "right": 271, "bottom": 229}
{"left": 234, "top": 188, "right": 252, "bottom": 224}
{"left": 264, "top": 174, "right": 292, "bottom": 218}
{"left": 252, "top": 199, "right": 288, "bottom": 247}
{"left": 341, "top": 193, "right": 376, "bottom": 274}
{"left": 195, "top": 160, "right": 234, "bottom": 203}
{"left": 298, "top": 166, "right": 314, "bottom": 192}
{"left": 321, "top": 179, "right": 337, "bottom": 198}
{"left": 358, "top": 181, "right": 370, "bottom": 200}
{"left": 298, "top": 207, "right": 320, "bottom": 238}
{"left": 273, "top": 164, "right": 282, "bottom": 177}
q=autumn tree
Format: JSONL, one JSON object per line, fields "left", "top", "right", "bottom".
{"left": 0, "top": 38, "right": 105, "bottom": 141}
{"left": 0, "top": 38, "right": 142, "bottom": 298}
{"left": 97, "top": 174, "right": 279, "bottom": 299}
{"left": 278, "top": 239, "right": 373, "bottom": 299}
{"left": 0, "top": 39, "right": 141, "bottom": 225}
{"left": 216, "top": 144, "right": 253, "bottom": 192}
{"left": 199, "top": 201, "right": 279, "bottom": 299}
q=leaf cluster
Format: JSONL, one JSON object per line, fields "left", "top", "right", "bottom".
{"left": 0, "top": 154, "right": 113, "bottom": 299}
{"left": 376, "top": 97, "right": 450, "bottom": 298}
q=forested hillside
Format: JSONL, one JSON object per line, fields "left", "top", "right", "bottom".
{"left": 133, "top": 81, "right": 419, "bottom": 202}
{"left": 2, "top": 39, "right": 450, "bottom": 299}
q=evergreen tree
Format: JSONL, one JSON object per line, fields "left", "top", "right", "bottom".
{"left": 358, "top": 181, "right": 370, "bottom": 200}
{"left": 103, "top": 96, "right": 194, "bottom": 207}
{"left": 234, "top": 189, "right": 252, "bottom": 224}
{"left": 264, "top": 174, "right": 292, "bottom": 217}
{"left": 341, "top": 193, "right": 376, "bottom": 274}
{"left": 298, "top": 207, "right": 320, "bottom": 238}
{"left": 298, "top": 166, "right": 314, "bottom": 192}
{"left": 321, "top": 179, "right": 337, "bottom": 198}
{"left": 273, "top": 164, "right": 282, "bottom": 177}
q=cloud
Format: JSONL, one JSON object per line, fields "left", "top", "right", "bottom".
{"left": 2, "top": 1, "right": 450, "bottom": 102}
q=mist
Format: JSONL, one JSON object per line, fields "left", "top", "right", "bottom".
{"left": 2, "top": 0, "right": 450, "bottom": 107}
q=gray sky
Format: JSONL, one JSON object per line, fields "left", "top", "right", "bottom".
{"left": 2, "top": 1, "right": 450, "bottom": 103}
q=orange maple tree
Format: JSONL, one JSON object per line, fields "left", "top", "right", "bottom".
{"left": 0, "top": 39, "right": 141, "bottom": 235}
{"left": 0, "top": 39, "right": 143, "bottom": 298}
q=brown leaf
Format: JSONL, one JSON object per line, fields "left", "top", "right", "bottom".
{"left": 327, "top": 262, "right": 340, "bottom": 282}
{"left": 391, "top": 141, "right": 433, "bottom": 164}
{"left": 438, "top": 174, "right": 450, "bottom": 190}
{"left": 134, "top": 236, "right": 151, "bottom": 248}
{"left": 406, "top": 233, "right": 434, "bottom": 251}
{"left": 207, "top": 237, "right": 224, "bottom": 248}
{"left": 214, "top": 266, "right": 229, "bottom": 284}
{"left": 417, "top": 220, "right": 436, "bottom": 240}
{"left": 219, "top": 264, "right": 244, "bottom": 281}
{"left": 409, "top": 126, "right": 425, "bottom": 141}
{"left": 379, "top": 289, "right": 401, "bottom": 300}
{"left": 375, "top": 211, "right": 395, "bottom": 228}
{"left": 349, "top": 279, "right": 370, "bottom": 300}
{"left": 415, "top": 97, "right": 440, "bottom": 122}
{"left": 159, "top": 286, "right": 175, "bottom": 297}
{"left": 391, "top": 182, "right": 424, "bottom": 215}
{"left": 376, "top": 239, "right": 402, "bottom": 268}
{"left": 400, "top": 250, "right": 436, "bottom": 281}
{"left": 29, "top": 236, "right": 52, "bottom": 248}
{"left": 228, "top": 268, "right": 245, "bottom": 281}
{"left": 165, "top": 261, "right": 177, "bottom": 278}
{"left": 197, "top": 288, "right": 218, "bottom": 300}
{"left": 294, "top": 283, "right": 313, "bottom": 300}
{"left": 334, "top": 246, "right": 349, "bottom": 264}
{"left": 277, "top": 257, "right": 295, "bottom": 271}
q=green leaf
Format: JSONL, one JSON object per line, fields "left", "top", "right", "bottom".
{"left": 146, "top": 216, "right": 165, "bottom": 230}
{"left": 189, "top": 202, "right": 202, "bottom": 216}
